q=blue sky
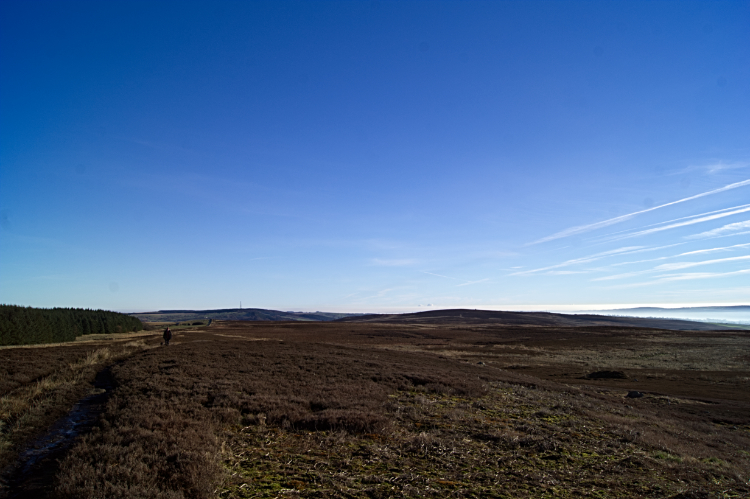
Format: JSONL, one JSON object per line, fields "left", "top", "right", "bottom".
{"left": 1, "top": 1, "right": 749, "bottom": 313}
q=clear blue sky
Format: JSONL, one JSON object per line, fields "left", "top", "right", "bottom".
{"left": 2, "top": 1, "right": 749, "bottom": 313}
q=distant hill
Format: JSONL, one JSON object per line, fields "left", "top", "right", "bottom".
{"left": 335, "top": 308, "right": 737, "bottom": 331}
{"left": 131, "top": 308, "right": 362, "bottom": 323}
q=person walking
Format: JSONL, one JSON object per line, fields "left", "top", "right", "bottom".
{"left": 163, "top": 326, "right": 173, "bottom": 346}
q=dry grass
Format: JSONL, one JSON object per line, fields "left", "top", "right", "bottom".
{"left": 0, "top": 342, "right": 149, "bottom": 477}
{"left": 2, "top": 321, "right": 749, "bottom": 498}
{"left": 221, "top": 384, "right": 750, "bottom": 498}
{"left": 382, "top": 328, "right": 750, "bottom": 372}
{"left": 51, "top": 332, "right": 489, "bottom": 498}
{"left": 46, "top": 323, "right": 750, "bottom": 497}
{"left": 521, "top": 334, "right": 750, "bottom": 371}
{"left": 0, "top": 330, "right": 159, "bottom": 351}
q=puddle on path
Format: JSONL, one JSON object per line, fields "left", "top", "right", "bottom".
{"left": 4, "top": 366, "right": 114, "bottom": 499}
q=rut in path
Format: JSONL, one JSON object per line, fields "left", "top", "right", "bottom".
{"left": 2, "top": 366, "right": 115, "bottom": 499}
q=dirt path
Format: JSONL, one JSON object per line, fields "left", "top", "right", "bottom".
{"left": 4, "top": 367, "right": 115, "bottom": 499}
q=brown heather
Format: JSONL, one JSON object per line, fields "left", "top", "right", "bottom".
{"left": 2, "top": 321, "right": 749, "bottom": 498}
{"left": 0, "top": 340, "right": 151, "bottom": 476}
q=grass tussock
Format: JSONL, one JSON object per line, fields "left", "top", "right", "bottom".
{"left": 52, "top": 335, "right": 487, "bottom": 498}
{"left": 3, "top": 321, "right": 749, "bottom": 498}
{"left": 46, "top": 322, "right": 750, "bottom": 498}
{"left": 55, "top": 397, "right": 221, "bottom": 499}
{"left": 221, "top": 380, "right": 750, "bottom": 498}
{"left": 0, "top": 342, "right": 148, "bottom": 474}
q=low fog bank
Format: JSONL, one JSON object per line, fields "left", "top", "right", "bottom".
{"left": 573, "top": 306, "right": 750, "bottom": 325}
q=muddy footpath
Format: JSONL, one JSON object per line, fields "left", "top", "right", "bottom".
{"left": 2, "top": 366, "right": 115, "bottom": 499}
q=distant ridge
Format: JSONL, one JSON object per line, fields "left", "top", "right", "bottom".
{"left": 335, "top": 308, "right": 736, "bottom": 331}
{"left": 131, "top": 308, "right": 362, "bottom": 323}
{"left": 131, "top": 307, "right": 744, "bottom": 330}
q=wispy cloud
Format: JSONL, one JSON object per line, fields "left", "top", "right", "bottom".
{"left": 702, "top": 161, "right": 750, "bottom": 174}
{"left": 423, "top": 271, "right": 489, "bottom": 287}
{"left": 456, "top": 278, "right": 490, "bottom": 287}
{"left": 370, "top": 258, "right": 419, "bottom": 267}
{"left": 511, "top": 245, "right": 692, "bottom": 275}
{"left": 605, "top": 268, "right": 750, "bottom": 288}
{"left": 422, "top": 271, "right": 462, "bottom": 281}
{"left": 708, "top": 230, "right": 750, "bottom": 239}
{"left": 686, "top": 220, "right": 750, "bottom": 240}
{"left": 662, "top": 160, "right": 750, "bottom": 176}
{"left": 360, "top": 287, "right": 399, "bottom": 300}
{"left": 592, "top": 270, "right": 651, "bottom": 281}
{"left": 609, "top": 242, "right": 750, "bottom": 267}
{"left": 599, "top": 204, "right": 750, "bottom": 239}
{"left": 673, "top": 243, "right": 750, "bottom": 256}
{"left": 594, "top": 254, "right": 750, "bottom": 281}
{"left": 657, "top": 254, "right": 750, "bottom": 271}
{"left": 530, "top": 179, "right": 750, "bottom": 245}
{"left": 601, "top": 205, "right": 750, "bottom": 242}
{"left": 655, "top": 268, "right": 750, "bottom": 283}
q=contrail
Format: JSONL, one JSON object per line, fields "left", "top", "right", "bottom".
{"left": 599, "top": 203, "right": 750, "bottom": 239}
{"left": 593, "top": 254, "right": 750, "bottom": 281}
{"left": 456, "top": 278, "right": 490, "bottom": 287}
{"left": 511, "top": 246, "right": 644, "bottom": 275}
{"left": 422, "top": 271, "right": 462, "bottom": 281}
{"left": 602, "top": 206, "right": 750, "bottom": 242}
{"left": 686, "top": 220, "right": 750, "bottom": 239}
{"left": 423, "top": 271, "right": 489, "bottom": 286}
{"left": 655, "top": 268, "right": 750, "bottom": 282}
{"left": 604, "top": 268, "right": 750, "bottom": 288}
{"left": 609, "top": 242, "right": 750, "bottom": 267}
{"left": 530, "top": 179, "right": 750, "bottom": 245}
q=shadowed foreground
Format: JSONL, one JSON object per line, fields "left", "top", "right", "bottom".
{"left": 2, "top": 321, "right": 749, "bottom": 498}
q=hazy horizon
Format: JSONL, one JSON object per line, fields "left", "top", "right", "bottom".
{"left": 122, "top": 302, "right": 750, "bottom": 317}
{"left": 2, "top": 1, "right": 749, "bottom": 312}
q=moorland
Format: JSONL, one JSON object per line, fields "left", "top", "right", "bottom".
{"left": 131, "top": 309, "right": 358, "bottom": 324}
{"left": 1, "top": 314, "right": 749, "bottom": 498}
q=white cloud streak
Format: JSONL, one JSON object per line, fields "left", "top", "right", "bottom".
{"left": 669, "top": 243, "right": 750, "bottom": 256}
{"left": 531, "top": 178, "right": 750, "bottom": 245}
{"left": 422, "top": 271, "right": 462, "bottom": 281}
{"left": 605, "top": 268, "right": 750, "bottom": 288}
{"left": 657, "top": 254, "right": 750, "bottom": 271}
{"left": 686, "top": 220, "right": 750, "bottom": 240}
{"left": 512, "top": 244, "right": 685, "bottom": 276}
{"left": 456, "top": 278, "right": 490, "bottom": 287}
{"left": 594, "top": 254, "right": 750, "bottom": 281}
{"left": 423, "top": 271, "right": 489, "bottom": 287}
{"left": 599, "top": 204, "right": 750, "bottom": 239}
{"left": 371, "top": 258, "right": 419, "bottom": 267}
{"left": 602, "top": 206, "right": 750, "bottom": 242}
{"left": 712, "top": 230, "right": 750, "bottom": 239}
{"left": 655, "top": 268, "right": 750, "bottom": 283}
{"left": 609, "top": 242, "right": 750, "bottom": 268}
{"left": 703, "top": 161, "right": 750, "bottom": 174}
{"left": 511, "top": 246, "right": 643, "bottom": 275}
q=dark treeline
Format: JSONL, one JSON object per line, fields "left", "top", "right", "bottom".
{"left": 0, "top": 305, "right": 143, "bottom": 346}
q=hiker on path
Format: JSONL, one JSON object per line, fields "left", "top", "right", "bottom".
{"left": 163, "top": 327, "right": 173, "bottom": 346}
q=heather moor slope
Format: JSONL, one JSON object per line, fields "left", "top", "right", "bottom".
{"left": 335, "top": 308, "right": 734, "bottom": 331}
{"left": 2, "top": 320, "right": 748, "bottom": 498}
{"left": 131, "top": 308, "right": 359, "bottom": 323}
